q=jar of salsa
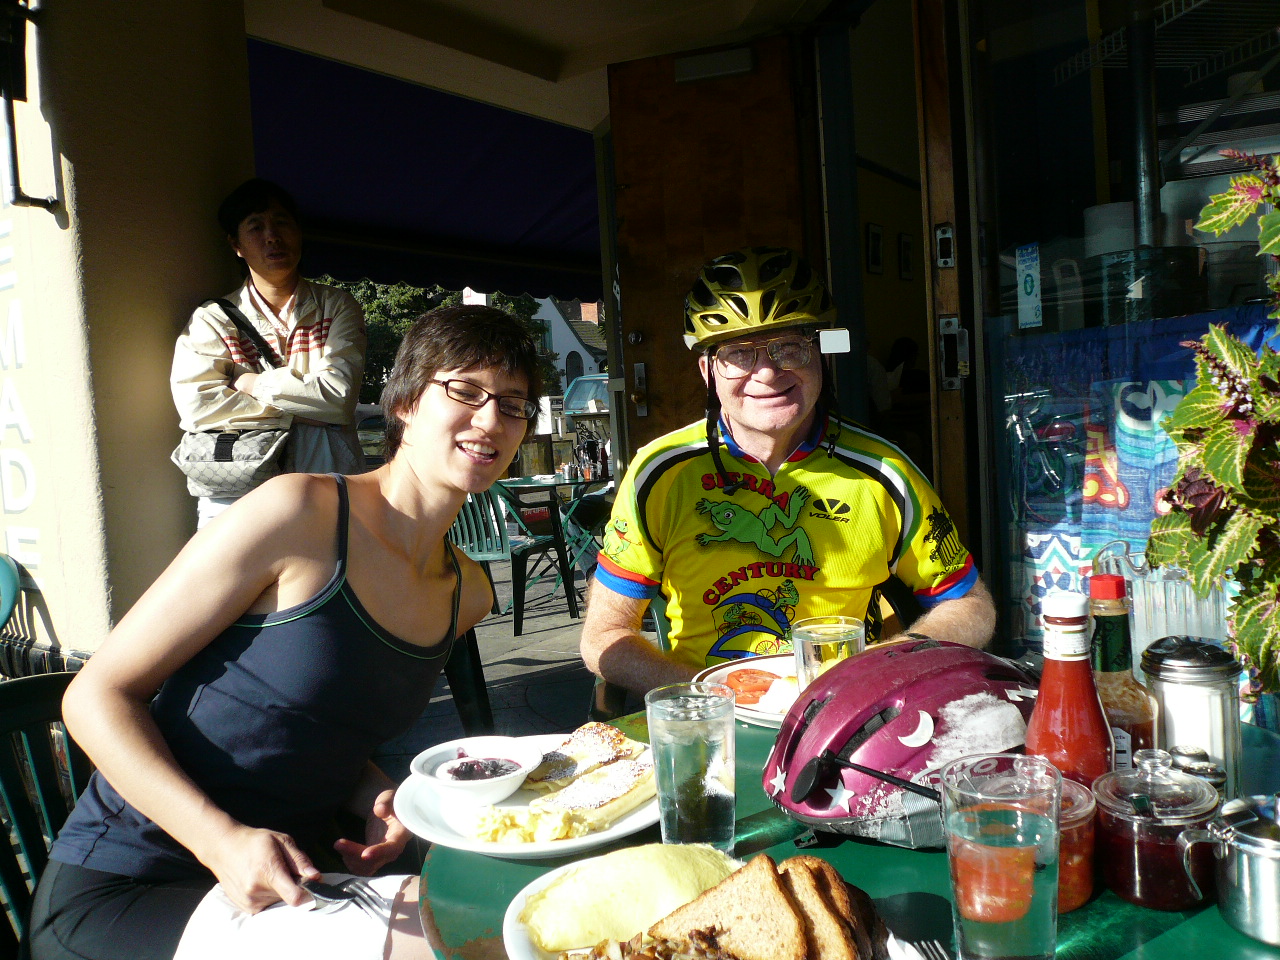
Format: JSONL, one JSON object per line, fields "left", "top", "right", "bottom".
{"left": 1058, "top": 778, "right": 1096, "bottom": 913}
{"left": 1091, "top": 749, "right": 1220, "bottom": 910}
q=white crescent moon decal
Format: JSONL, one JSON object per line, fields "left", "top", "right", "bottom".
{"left": 898, "top": 710, "right": 935, "bottom": 747}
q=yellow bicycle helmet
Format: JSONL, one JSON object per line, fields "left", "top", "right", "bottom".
{"left": 684, "top": 246, "right": 833, "bottom": 350}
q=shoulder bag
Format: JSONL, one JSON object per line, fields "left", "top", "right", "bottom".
{"left": 171, "top": 298, "right": 291, "bottom": 499}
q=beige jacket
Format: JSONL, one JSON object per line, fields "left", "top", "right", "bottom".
{"left": 171, "top": 279, "right": 366, "bottom": 433}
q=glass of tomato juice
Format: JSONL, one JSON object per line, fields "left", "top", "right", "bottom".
{"left": 941, "top": 754, "right": 1062, "bottom": 960}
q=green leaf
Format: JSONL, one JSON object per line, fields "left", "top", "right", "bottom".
{"left": 1195, "top": 178, "right": 1263, "bottom": 235}
{"left": 1259, "top": 210, "right": 1280, "bottom": 257}
{"left": 1206, "top": 510, "right": 1264, "bottom": 581}
{"left": 1182, "top": 530, "right": 1226, "bottom": 593}
{"left": 1145, "top": 512, "right": 1194, "bottom": 568}
{"left": 1231, "top": 587, "right": 1280, "bottom": 692}
{"left": 1164, "top": 383, "right": 1228, "bottom": 433}
{"left": 1202, "top": 418, "right": 1255, "bottom": 492}
{"left": 1203, "top": 324, "right": 1259, "bottom": 381}
{"left": 1240, "top": 459, "right": 1280, "bottom": 516}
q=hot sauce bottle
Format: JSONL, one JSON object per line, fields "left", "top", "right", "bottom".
{"left": 1089, "top": 574, "right": 1156, "bottom": 769}
{"left": 1025, "top": 590, "right": 1114, "bottom": 787}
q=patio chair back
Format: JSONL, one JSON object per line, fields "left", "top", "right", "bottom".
{"left": 0, "top": 554, "right": 20, "bottom": 635}
{"left": 0, "top": 672, "right": 91, "bottom": 958}
{"left": 448, "top": 490, "right": 510, "bottom": 565}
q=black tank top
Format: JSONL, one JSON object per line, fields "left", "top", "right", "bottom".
{"left": 52, "top": 475, "right": 461, "bottom": 880}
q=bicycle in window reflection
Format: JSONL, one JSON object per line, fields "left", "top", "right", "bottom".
{"left": 1005, "top": 388, "right": 1085, "bottom": 525}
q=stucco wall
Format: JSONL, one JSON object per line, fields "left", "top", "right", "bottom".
{"left": 0, "top": 1, "right": 255, "bottom": 659}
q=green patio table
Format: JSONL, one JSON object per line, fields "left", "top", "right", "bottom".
{"left": 417, "top": 716, "right": 1280, "bottom": 960}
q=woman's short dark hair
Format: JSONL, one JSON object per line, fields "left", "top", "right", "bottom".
{"left": 380, "top": 304, "right": 545, "bottom": 460}
{"left": 217, "top": 178, "right": 300, "bottom": 236}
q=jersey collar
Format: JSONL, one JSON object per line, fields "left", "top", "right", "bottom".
{"left": 718, "top": 408, "right": 829, "bottom": 464}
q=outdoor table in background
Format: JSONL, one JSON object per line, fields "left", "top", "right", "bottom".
{"left": 500, "top": 474, "right": 609, "bottom": 579}
{"left": 417, "top": 717, "right": 1280, "bottom": 960}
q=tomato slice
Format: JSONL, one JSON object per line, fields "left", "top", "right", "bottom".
{"left": 948, "top": 806, "right": 1037, "bottom": 924}
{"left": 724, "top": 668, "right": 780, "bottom": 705}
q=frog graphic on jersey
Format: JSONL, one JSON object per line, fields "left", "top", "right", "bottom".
{"left": 694, "top": 485, "right": 814, "bottom": 568}
{"left": 705, "top": 578, "right": 801, "bottom": 660}
{"left": 600, "top": 518, "right": 634, "bottom": 560}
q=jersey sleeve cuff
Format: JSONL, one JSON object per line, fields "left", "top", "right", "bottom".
{"left": 594, "top": 556, "right": 662, "bottom": 601}
{"left": 914, "top": 555, "right": 978, "bottom": 609}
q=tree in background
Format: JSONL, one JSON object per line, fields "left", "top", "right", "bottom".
{"left": 314, "top": 276, "right": 562, "bottom": 404}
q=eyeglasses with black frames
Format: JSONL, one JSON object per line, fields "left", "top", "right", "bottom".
{"left": 712, "top": 335, "right": 817, "bottom": 379}
{"left": 431, "top": 379, "right": 538, "bottom": 420}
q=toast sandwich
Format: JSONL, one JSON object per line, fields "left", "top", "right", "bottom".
{"left": 647, "top": 854, "right": 806, "bottom": 960}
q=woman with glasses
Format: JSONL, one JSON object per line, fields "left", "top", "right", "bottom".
{"left": 30, "top": 305, "right": 541, "bottom": 960}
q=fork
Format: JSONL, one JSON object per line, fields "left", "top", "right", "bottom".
{"left": 301, "top": 878, "right": 393, "bottom": 922}
{"left": 905, "top": 938, "right": 951, "bottom": 960}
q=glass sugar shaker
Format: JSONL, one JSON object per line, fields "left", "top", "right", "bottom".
{"left": 1140, "top": 636, "right": 1242, "bottom": 799}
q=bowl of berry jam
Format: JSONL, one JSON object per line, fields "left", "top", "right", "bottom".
{"left": 410, "top": 736, "right": 545, "bottom": 805}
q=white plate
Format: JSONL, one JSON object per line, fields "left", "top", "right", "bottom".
{"left": 503, "top": 856, "right": 921, "bottom": 960}
{"left": 694, "top": 654, "right": 796, "bottom": 728}
{"left": 394, "top": 734, "right": 660, "bottom": 860}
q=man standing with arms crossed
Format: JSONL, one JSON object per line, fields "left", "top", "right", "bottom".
{"left": 580, "top": 246, "right": 995, "bottom": 694}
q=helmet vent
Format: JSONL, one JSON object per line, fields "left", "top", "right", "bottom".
{"left": 711, "top": 265, "right": 745, "bottom": 290}
{"left": 704, "top": 313, "right": 730, "bottom": 327}
{"left": 839, "top": 706, "right": 901, "bottom": 759}
{"left": 726, "top": 294, "right": 749, "bottom": 318}
{"left": 780, "top": 298, "right": 801, "bottom": 317}
{"left": 759, "top": 289, "right": 777, "bottom": 320}
{"left": 759, "top": 251, "right": 791, "bottom": 284}
{"left": 690, "top": 278, "right": 717, "bottom": 307}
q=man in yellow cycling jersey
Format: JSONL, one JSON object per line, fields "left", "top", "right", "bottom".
{"left": 581, "top": 246, "right": 995, "bottom": 694}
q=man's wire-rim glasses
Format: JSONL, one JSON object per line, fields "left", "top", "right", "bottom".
{"left": 712, "top": 334, "right": 817, "bottom": 379}
{"left": 431, "top": 378, "right": 538, "bottom": 420}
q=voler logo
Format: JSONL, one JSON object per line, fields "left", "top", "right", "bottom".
{"left": 810, "top": 498, "right": 851, "bottom": 522}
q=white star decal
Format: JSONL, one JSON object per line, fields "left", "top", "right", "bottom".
{"left": 825, "top": 780, "right": 857, "bottom": 812}
{"left": 768, "top": 767, "right": 788, "bottom": 796}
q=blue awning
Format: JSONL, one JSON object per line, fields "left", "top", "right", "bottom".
{"left": 247, "top": 40, "right": 602, "bottom": 302}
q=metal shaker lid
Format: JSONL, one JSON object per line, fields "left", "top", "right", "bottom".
{"left": 1140, "top": 636, "right": 1241, "bottom": 682}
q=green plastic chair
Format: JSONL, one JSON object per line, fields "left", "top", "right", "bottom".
{"left": 0, "top": 672, "right": 92, "bottom": 958}
{"left": 449, "top": 490, "right": 510, "bottom": 616}
{"left": 0, "top": 555, "right": 20, "bottom": 636}
{"left": 489, "top": 485, "right": 580, "bottom": 634}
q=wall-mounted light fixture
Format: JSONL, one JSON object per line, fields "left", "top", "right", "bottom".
{"left": 1, "top": 1, "right": 56, "bottom": 210}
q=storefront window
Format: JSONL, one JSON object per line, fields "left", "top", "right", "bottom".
{"left": 966, "top": 0, "right": 1279, "bottom": 648}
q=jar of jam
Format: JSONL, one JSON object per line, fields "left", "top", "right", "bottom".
{"left": 1092, "top": 748, "right": 1221, "bottom": 910}
{"left": 1058, "top": 778, "right": 1096, "bottom": 913}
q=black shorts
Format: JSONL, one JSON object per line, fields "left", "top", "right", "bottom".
{"left": 28, "top": 859, "right": 213, "bottom": 960}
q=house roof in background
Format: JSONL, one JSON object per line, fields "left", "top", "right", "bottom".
{"left": 248, "top": 40, "right": 603, "bottom": 301}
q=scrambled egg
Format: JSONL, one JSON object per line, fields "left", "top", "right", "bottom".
{"left": 470, "top": 806, "right": 590, "bottom": 843}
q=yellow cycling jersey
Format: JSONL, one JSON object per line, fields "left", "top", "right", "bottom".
{"left": 595, "top": 412, "right": 976, "bottom": 672}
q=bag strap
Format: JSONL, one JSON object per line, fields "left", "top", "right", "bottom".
{"left": 205, "top": 298, "right": 284, "bottom": 371}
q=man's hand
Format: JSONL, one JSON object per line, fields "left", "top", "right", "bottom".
{"left": 333, "top": 787, "right": 411, "bottom": 875}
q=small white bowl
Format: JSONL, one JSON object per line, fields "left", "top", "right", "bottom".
{"left": 409, "top": 736, "right": 546, "bottom": 806}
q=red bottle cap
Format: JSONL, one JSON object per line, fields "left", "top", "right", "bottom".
{"left": 1089, "top": 574, "right": 1127, "bottom": 600}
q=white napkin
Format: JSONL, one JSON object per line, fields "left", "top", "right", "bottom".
{"left": 172, "top": 872, "right": 407, "bottom": 960}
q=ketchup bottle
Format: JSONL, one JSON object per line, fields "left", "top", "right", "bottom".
{"left": 1025, "top": 590, "right": 1114, "bottom": 787}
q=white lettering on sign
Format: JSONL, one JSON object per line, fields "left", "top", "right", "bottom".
{"left": 0, "top": 378, "right": 32, "bottom": 442}
{"left": 4, "top": 527, "right": 37, "bottom": 567}
{"left": 0, "top": 448, "right": 34, "bottom": 512}
{"left": 0, "top": 298, "right": 24, "bottom": 369}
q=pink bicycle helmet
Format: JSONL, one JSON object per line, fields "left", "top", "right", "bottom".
{"left": 765, "top": 638, "right": 1038, "bottom": 848}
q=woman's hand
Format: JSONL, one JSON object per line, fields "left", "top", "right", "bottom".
{"left": 234, "top": 371, "right": 260, "bottom": 395}
{"left": 333, "top": 787, "right": 411, "bottom": 876}
{"left": 206, "top": 823, "right": 321, "bottom": 914}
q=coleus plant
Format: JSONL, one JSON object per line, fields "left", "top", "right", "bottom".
{"left": 1146, "top": 152, "right": 1280, "bottom": 696}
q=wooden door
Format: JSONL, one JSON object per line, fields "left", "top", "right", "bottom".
{"left": 913, "top": 0, "right": 978, "bottom": 549}
{"left": 606, "top": 35, "right": 818, "bottom": 453}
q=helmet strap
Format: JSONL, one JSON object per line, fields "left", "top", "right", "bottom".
{"left": 704, "top": 367, "right": 745, "bottom": 495}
